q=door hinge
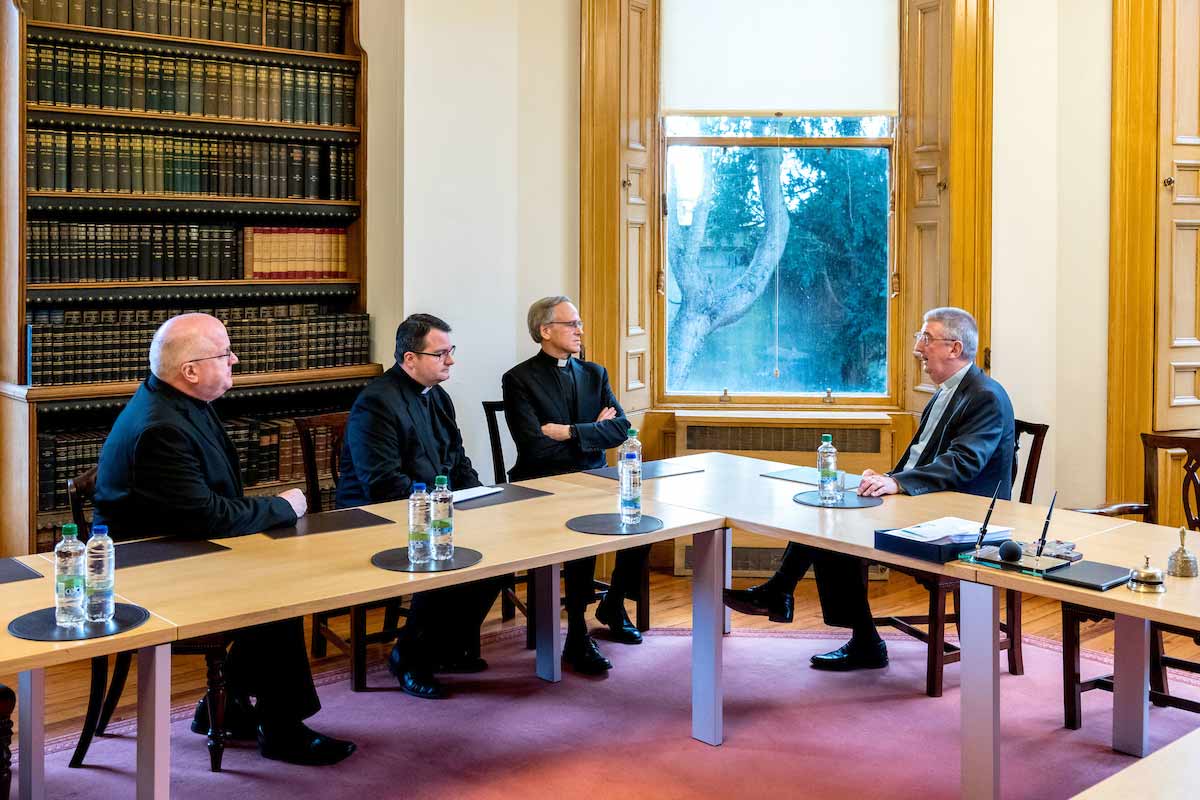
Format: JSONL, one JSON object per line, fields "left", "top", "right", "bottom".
{"left": 889, "top": 272, "right": 900, "bottom": 298}
{"left": 662, "top": 193, "right": 668, "bottom": 216}
{"left": 983, "top": 347, "right": 991, "bottom": 371}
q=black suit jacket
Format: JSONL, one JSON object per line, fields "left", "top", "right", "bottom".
{"left": 502, "top": 351, "right": 629, "bottom": 481}
{"left": 890, "top": 364, "right": 1016, "bottom": 499}
{"left": 92, "top": 375, "right": 296, "bottom": 540}
{"left": 335, "top": 365, "right": 481, "bottom": 507}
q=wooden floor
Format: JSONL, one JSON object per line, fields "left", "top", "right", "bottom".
{"left": 4, "top": 568, "right": 1199, "bottom": 743}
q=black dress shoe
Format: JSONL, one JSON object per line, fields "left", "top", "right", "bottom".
{"left": 809, "top": 640, "right": 889, "bottom": 672}
{"left": 190, "top": 694, "right": 258, "bottom": 740}
{"left": 257, "top": 723, "right": 356, "bottom": 767}
{"left": 562, "top": 634, "right": 612, "bottom": 675}
{"left": 387, "top": 646, "right": 447, "bottom": 699}
{"left": 595, "top": 599, "right": 643, "bottom": 645}
{"left": 722, "top": 583, "right": 794, "bottom": 623}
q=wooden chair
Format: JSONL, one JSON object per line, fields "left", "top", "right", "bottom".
{"left": 872, "top": 418, "right": 1048, "bottom": 697}
{"left": 482, "top": 401, "right": 651, "bottom": 649}
{"left": 296, "top": 412, "right": 406, "bottom": 691}
{"left": 1, "top": 682, "right": 12, "bottom": 800}
{"left": 1063, "top": 431, "right": 1200, "bottom": 728}
{"left": 66, "top": 467, "right": 235, "bottom": 773}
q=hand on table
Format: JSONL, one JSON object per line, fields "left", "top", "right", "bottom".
{"left": 542, "top": 423, "right": 573, "bottom": 442}
{"left": 857, "top": 468, "right": 900, "bottom": 498}
{"left": 278, "top": 488, "right": 308, "bottom": 518}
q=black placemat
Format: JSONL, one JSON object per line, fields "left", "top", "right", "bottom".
{"left": 454, "top": 484, "right": 553, "bottom": 510}
{"left": 793, "top": 490, "right": 883, "bottom": 509}
{"left": 763, "top": 466, "right": 863, "bottom": 490}
{"left": 116, "top": 538, "right": 231, "bottom": 569}
{"left": 264, "top": 508, "right": 394, "bottom": 539}
{"left": 0, "top": 558, "right": 42, "bottom": 585}
{"left": 565, "top": 513, "right": 665, "bottom": 535}
{"left": 584, "top": 461, "right": 704, "bottom": 481}
{"left": 7, "top": 602, "right": 150, "bottom": 642}
{"left": 370, "top": 547, "right": 484, "bottom": 573}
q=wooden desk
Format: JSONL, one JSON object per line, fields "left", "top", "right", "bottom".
{"left": 1071, "top": 725, "right": 1200, "bottom": 798}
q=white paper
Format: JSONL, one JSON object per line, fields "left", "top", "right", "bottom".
{"left": 892, "top": 516, "right": 1012, "bottom": 544}
{"left": 451, "top": 485, "right": 504, "bottom": 504}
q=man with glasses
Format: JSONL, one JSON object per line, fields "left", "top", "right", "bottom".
{"left": 93, "top": 312, "right": 355, "bottom": 766}
{"left": 724, "top": 306, "right": 1015, "bottom": 671}
{"left": 502, "top": 296, "right": 647, "bottom": 674}
{"left": 337, "top": 313, "right": 502, "bottom": 699}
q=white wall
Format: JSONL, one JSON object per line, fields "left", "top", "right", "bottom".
{"left": 375, "top": 0, "right": 580, "bottom": 476}
{"left": 991, "top": 0, "right": 1110, "bottom": 507}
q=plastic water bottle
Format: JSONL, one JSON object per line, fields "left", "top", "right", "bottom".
{"left": 55, "top": 523, "right": 86, "bottom": 626}
{"left": 817, "top": 433, "right": 839, "bottom": 506}
{"left": 408, "top": 483, "right": 432, "bottom": 564}
{"left": 85, "top": 524, "right": 115, "bottom": 623}
{"left": 618, "top": 429, "right": 643, "bottom": 525}
{"left": 431, "top": 475, "right": 454, "bottom": 561}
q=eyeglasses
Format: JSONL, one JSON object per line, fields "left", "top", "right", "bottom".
{"left": 412, "top": 346, "right": 456, "bottom": 361}
{"left": 546, "top": 320, "right": 584, "bottom": 330}
{"left": 188, "top": 348, "right": 235, "bottom": 364}
{"left": 913, "top": 332, "right": 959, "bottom": 347}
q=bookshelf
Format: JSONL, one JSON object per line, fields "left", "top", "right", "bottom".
{"left": 0, "top": 0, "right": 380, "bottom": 556}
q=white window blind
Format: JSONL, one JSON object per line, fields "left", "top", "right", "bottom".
{"left": 661, "top": 0, "right": 899, "bottom": 116}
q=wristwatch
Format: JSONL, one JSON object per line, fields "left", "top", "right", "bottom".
{"left": 569, "top": 424, "right": 579, "bottom": 440}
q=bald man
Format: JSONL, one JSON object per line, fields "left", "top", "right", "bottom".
{"left": 94, "top": 313, "right": 355, "bottom": 767}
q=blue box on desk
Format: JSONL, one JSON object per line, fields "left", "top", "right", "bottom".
{"left": 873, "top": 529, "right": 1010, "bottom": 564}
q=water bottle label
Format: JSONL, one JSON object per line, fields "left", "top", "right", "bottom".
{"left": 57, "top": 575, "right": 84, "bottom": 597}
{"left": 409, "top": 530, "right": 430, "bottom": 541}
{"left": 87, "top": 580, "right": 114, "bottom": 596}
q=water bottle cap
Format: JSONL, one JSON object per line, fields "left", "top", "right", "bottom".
{"left": 91, "top": 524, "right": 108, "bottom": 536}
{"left": 434, "top": 475, "right": 449, "bottom": 486}
{"left": 628, "top": 428, "right": 638, "bottom": 437}
{"left": 821, "top": 434, "right": 832, "bottom": 443}
{"left": 61, "top": 523, "right": 78, "bottom": 537}
{"left": 412, "top": 483, "right": 426, "bottom": 492}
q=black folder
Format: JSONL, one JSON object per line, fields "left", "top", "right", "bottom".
{"left": 1041, "top": 560, "right": 1132, "bottom": 591}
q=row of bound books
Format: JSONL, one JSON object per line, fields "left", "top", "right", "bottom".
{"left": 26, "top": 304, "right": 370, "bottom": 385}
{"left": 242, "top": 227, "right": 347, "bottom": 279}
{"left": 27, "top": 44, "right": 358, "bottom": 127}
{"left": 27, "top": 130, "right": 356, "bottom": 200}
{"left": 26, "top": 221, "right": 244, "bottom": 283}
{"left": 28, "top": 1, "right": 346, "bottom": 55}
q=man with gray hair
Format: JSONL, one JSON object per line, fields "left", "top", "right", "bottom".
{"left": 724, "top": 306, "right": 1015, "bottom": 672}
{"left": 93, "top": 312, "right": 355, "bottom": 766}
{"left": 502, "top": 296, "right": 648, "bottom": 674}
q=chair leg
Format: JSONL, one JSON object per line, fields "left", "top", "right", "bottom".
{"left": 96, "top": 650, "right": 132, "bottom": 735}
{"left": 383, "top": 600, "right": 403, "bottom": 635}
{"left": 926, "top": 584, "right": 949, "bottom": 698}
{"left": 1005, "top": 589, "right": 1025, "bottom": 675}
{"left": 311, "top": 611, "right": 329, "bottom": 658}
{"left": 1063, "top": 606, "right": 1083, "bottom": 730}
{"left": 636, "top": 556, "right": 651, "bottom": 632}
{"left": 0, "top": 683, "right": 13, "bottom": 800}
{"left": 204, "top": 650, "right": 228, "bottom": 773}
{"left": 1150, "top": 626, "right": 1169, "bottom": 707}
{"left": 525, "top": 576, "right": 537, "bottom": 650}
{"left": 501, "top": 574, "right": 516, "bottom": 621}
{"left": 350, "top": 605, "right": 368, "bottom": 692}
{"left": 68, "top": 656, "right": 109, "bottom": 768}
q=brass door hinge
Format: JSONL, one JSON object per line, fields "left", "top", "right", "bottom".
{"left": 983, "top": 347, "right": 991, "bottom": 371}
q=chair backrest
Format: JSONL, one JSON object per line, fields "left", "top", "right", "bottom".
{"left": 67, "top": 465, "right": 98, "bottom": 538}
{"left": 1140, "top": 432, "right": 1200, "bottom": 528}
{"left": 293, "top": 411, "right": 349, "bottom": 513}
{"left": 1011, "top": 419, "right": 1049, "bottom": 504}
{"left": 482, "top": 400, "right": 507, "bottom": 485}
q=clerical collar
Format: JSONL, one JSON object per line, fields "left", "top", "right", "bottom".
{"left": 393, "top": 365, "right": 436, "bottom": 396}
{"left": 147, "top": 373, "right": 210, "bottom": 412}
{"left": 537, "top": 349, "right": 573, "bottom": 369}
{"left": 938, "top": 361, "right": 972, "bottom": 392}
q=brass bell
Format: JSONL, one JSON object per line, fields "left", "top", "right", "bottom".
{"left": 1168, "top": 527, "right": 1198, "bottom": 578}
{"left": 1128, "top": 556, "right": 1167, "bottom": 593}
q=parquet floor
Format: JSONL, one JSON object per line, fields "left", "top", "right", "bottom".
{"left": 3, "top": 569, "right": 1198, "bottom": 742}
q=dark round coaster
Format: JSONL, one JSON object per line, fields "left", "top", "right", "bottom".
{"left": 371, "top": 546, "right": 484, "bottom": 573}
{"left": 565, "top": 513, "right": 665, "bottom": 535}
{"left": 793, "top": 490, "right": 883, "bottom": 509}
{"left": 7, "top": 602, "right": 150, "bottom": 642}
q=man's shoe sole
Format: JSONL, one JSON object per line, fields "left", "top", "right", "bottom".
{"left": 809, "top": 657, "right": 889, "bottom": 672}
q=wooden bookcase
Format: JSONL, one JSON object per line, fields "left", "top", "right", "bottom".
{"left": 0, "top": 0, "right": 381, "bottom": 555}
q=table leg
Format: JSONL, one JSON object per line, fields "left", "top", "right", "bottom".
{"left": 959, "top": 579, "right": 999, "bottom": 800}
{"left": 17, "top": 669, "right": 45, "bottom": 800}
{"left": 723, "top": 532, "right": 732, "bottom": 635}
{"left": 692, "top": 527, "right": 727, "bottom": 746}
{"left": 532, "top": 563, "right": 562, "bottom": 683}
{"left": 1112, "top": 614, "right": 1150, "bottom": 757}
{"left": 136, "top": 644, "right": 171, "bottom": 800}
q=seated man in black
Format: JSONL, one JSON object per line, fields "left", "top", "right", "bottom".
{"left": 93, "top": 312, "right": 355, "bottom": 767}
{"left": 724, "top": 306, "right": 1015, "bottom": 671}
{"left": 502, "top": 296, "right": 647, "bottom": 674}
{"left": 337, "top": 314, "right": 503, "bottom": 700}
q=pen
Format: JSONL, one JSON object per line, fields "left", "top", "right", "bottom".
{"left": 974, "top": 481, "right": 1002, "bottom": 556}
{"left": 1034, "top": 490, "right": 1058, "bottom": 564}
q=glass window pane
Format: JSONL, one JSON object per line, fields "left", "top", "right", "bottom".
{"left": 665, "top": 142, "right": 890, "bottom": 396}
{"left": 664, "top": 115, "right": 893, "bottom": 138}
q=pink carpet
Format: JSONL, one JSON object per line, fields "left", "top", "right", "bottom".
{"left": 17, "top": 628, "right": 1200, "bottom": 799}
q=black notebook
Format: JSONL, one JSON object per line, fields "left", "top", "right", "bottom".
{"left": 1041, "top": 560, "right": 1132, "bottom": 592}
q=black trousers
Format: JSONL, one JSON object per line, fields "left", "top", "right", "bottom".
{"left": 777, "top": 542, "right": 874, "bottom": 631}
{"left": 564, "top": 544, "right": 651, "bottom": 617}
{"left": 395, "top": 578, "right": 506, "bottom": 667}
{"left": 225, "top": 617, "right": 320, "bottom": 724}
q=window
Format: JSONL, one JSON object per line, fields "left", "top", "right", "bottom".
{"left": 664, "top": 115, "right": 893, "bottom": 397}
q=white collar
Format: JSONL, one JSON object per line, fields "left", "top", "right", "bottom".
{"left": 939, "top": 362, "right": 972, "bottom": 392}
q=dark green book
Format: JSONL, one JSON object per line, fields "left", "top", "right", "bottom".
{"left": 101, "top": 0, "right": 117, "bottom": 28}
{"left": 236, "top": 0, "right": 250, "bottom": 44}
{"left": 130, "top": 134, "right": 143, "bottom": 193}
{"left": 189, "top": 139, "right": 201, "bottom": 194}
{"left": 223, "top": 0, "right": 237, "bottom": 41}
{"left": 189, "top": 59, "right": 204, "bottom": 115}
{"left": 117, "top": 0, "right": 132, "bottom": 29}
{"left": 315, "top": 2, "right": 327, "bottom": 52}
{"left": 133, "top": 0, "right": 147, "bottom": 31}
{"left": 204, "top": 61, "right": 219, "bottom": 117}
{"left": 26, "top": 47, "right": 37, "bottom": 103}
{"left": 304, "top": 69, "right": 317, "bottom": 123}
{"left": 100, "top": 132, "right": 117, "bottom": 192}
{"left": 169, "top": 0, "right": 181, "bottom": 36}
{"left": 144, "top": 55, "right": 160, "bottom": 110}
{"left": 209, "top": 0, "right": 224, "bottom": 41}
{"left": 53, "top": 132, "right": 68, "bottom": 191}
{"left": 160, "top": 57, "right": 175, "bottom": 112}
{"left": 330, "top": 73, "right": 343, "bottom": 125}
{"left": 26, "top": 132, "right": 37, "bottom": 190}
{"left": 143, "top": 0, "right": 157, "bottom": 31}
{"left": 303, "top": 143, "right": 318, "bottom": 199}
{"left": 197, "top": 0, "right": 209, "bottom": 39}
{"left": 302, "top": 1, "right": 316, "bottom": 51}
{"left": 37, "top": 46, "right": 54, "bottom": 105}
{"left": 85, "top": 50, "right": 101, "bottom": 108}
{"left": 318, "top": 71, "right": 331, "bottom": 125}
{"left": 287, "top": 143, "right": 303, "bottom": 197}
{"left": 161, "top": 135, "right": 173, "bottom": 194}
{"left": 276, "top": 0, "right": 290, "bottom": 48}
{"left": 117, "top": 53, "right": 132, "bottom": 109}
{"left": 131, "top": 54, "right": 145, "bottom": 111}
{"left": 249, "top": 0, "right": 262, "bottom": 43}
{"left": 180, "top": 0, "right": 193, "bottom": 38}
{"left": 86, "top": 0, "right": 102, "bottom": 26}
{"left": 69, "top": 0, "right": 86, "bottom": 23}
{"left": 86, "top": 132, "right": 102, "bottom": 191}
{"left": 70, "top": 133, "right": 87, "bottom": 190}
{"left": 327, "top": 138, "right": 339, "bottom": 199}
{"left": 37, "top": 132, "right": 53, "bottom": 190}
{"left": 343, "top": 72, "right": 354, "bottom": 121}
{"left": 218, "top": 62, "right": 232, "bottom": 118}
{"left": 231, "top": 63, "right": 245, "bottom": 119}
{"left": 280, "top": 67, "right": 293, "bottom": 122}
{"left": 101, "top": 51, "right": 119, "bottom": 108}
{"left": 173, "top": 57, "right": 189, "bottom": 114}
{"left": 293, "top": 68, "right": 306, "bottom": 123}
{"left": 328, "top": 3, "right": 341, "bottom": 53}
{"left": 290, "top": 1, "right": 304, "bottom": 50}
{"left": 267, "top": 65, "right": 281, "bottom": 121}
{"left": 117, "top": 134, "right": 132, "bottom": 192}
{"left": 150, "top": 225, "right": 164, "bottom": 278}
{"left": 264, "top": 0, "right": 278, "bottom": 46}
{"left": 53, "top": 47, "right": 69, "bottom": 107}
{"left": 69, "top": 50, "right": 86, "bottom": 108}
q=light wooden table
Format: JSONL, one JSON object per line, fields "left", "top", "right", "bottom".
{"left": 1071, "top": 725, "right": 1200, "bottom": 798}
